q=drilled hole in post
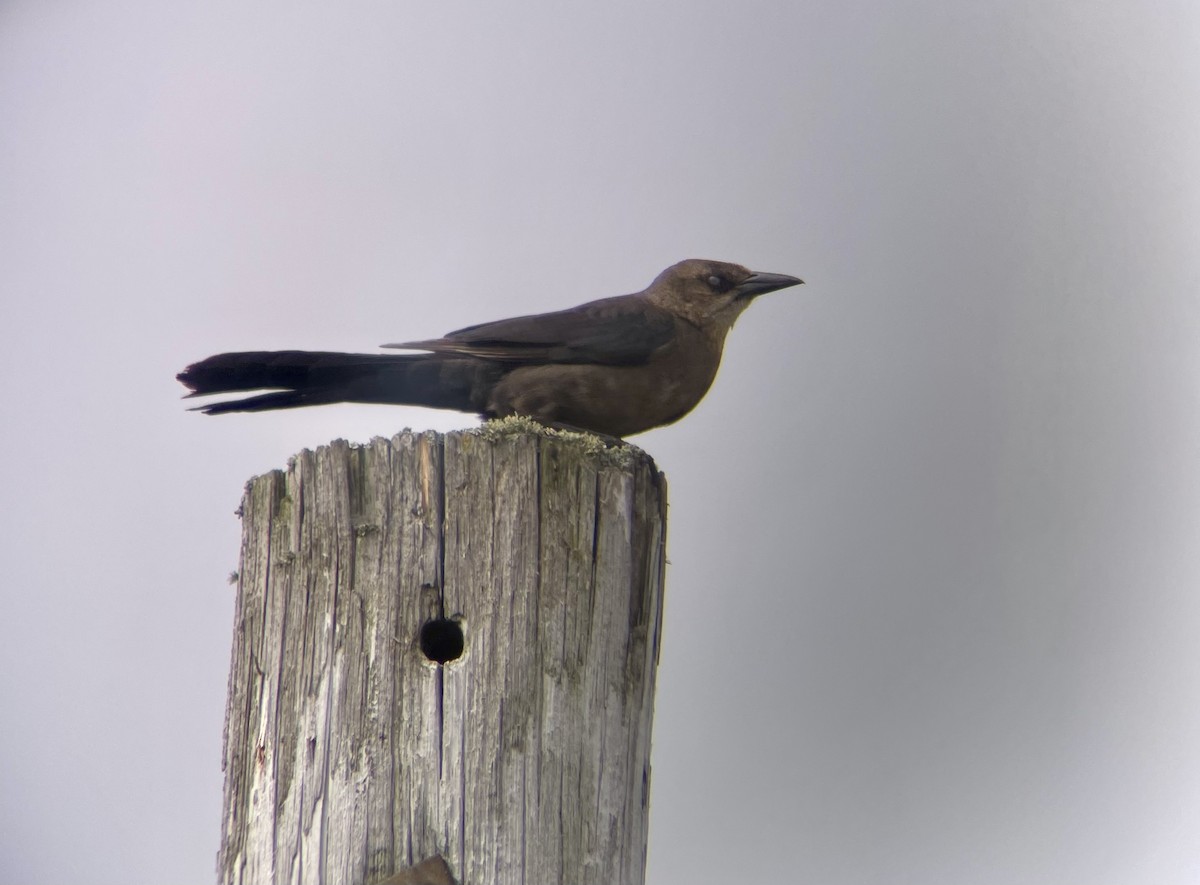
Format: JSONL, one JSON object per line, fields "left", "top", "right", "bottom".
{"left": 419, "top": 618, "right": 464, "bottom": 663}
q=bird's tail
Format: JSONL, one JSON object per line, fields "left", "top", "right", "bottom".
{"left": 176, "top": 350, "right": 494, "bottom": 415}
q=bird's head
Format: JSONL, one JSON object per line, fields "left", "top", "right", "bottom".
{"left": 645, "top": 259, "right": 803, "bottom": 334}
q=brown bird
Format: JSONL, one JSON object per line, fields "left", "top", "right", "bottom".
{"left": 177, "top": 258, "right": 803, "bottom": 438}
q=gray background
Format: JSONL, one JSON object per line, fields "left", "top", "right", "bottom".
{"left": 3, "top": 2, "right": 1198, "bottom": 883}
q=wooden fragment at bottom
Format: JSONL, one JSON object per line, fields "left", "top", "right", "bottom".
{"left": 372, "top": 854, "right": 457, "bottom": 885}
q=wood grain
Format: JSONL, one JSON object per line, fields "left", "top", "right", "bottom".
{"left": 219, "top": 429, "right": 666, "bottom": 885}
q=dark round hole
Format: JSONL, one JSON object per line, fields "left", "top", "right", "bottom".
{"left": 419, "top": 618, "right": 464, "bottom": 663}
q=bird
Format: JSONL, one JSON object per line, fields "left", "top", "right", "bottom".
{"left": 177, "top": 258, "right": 803, "bottom": 439}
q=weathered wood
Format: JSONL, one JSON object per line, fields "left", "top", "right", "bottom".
{"left": 218, "top": 427, "right": 667, "bottom": 885}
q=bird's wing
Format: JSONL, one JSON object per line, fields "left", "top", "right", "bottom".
{"left": 383, "top": 295, "right": 675, "bottom": 366}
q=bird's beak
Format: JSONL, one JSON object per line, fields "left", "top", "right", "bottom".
{"left": 736, "top": 271, "right": 804, "bottom": 300}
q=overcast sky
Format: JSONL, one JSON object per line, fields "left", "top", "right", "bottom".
{"left": 2, "top": 2, "right": 1199, "bottom": 883}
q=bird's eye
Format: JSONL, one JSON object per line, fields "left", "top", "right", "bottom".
{"left": 706, "top": 274, "right": 727, "bottom": 290}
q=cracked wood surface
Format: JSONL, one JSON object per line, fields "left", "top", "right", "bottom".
{"left": 218, "top": 430, "right": 667, "bottom": 885}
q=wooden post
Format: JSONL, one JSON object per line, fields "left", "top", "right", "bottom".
{"left": 218, "top": 424, "right": 668, "bottom": 885}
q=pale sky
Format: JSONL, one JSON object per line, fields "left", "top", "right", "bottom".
{"left": 2, "top": 2, "right": 1199, "bottom": 883}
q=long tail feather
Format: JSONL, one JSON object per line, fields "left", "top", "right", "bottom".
{"left": 177, "top": 350, "right": 497, "bottom": 416}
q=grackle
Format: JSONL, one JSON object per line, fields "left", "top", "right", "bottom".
{"left": 177, "top": 259, "right": 803, "bottom": 438}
